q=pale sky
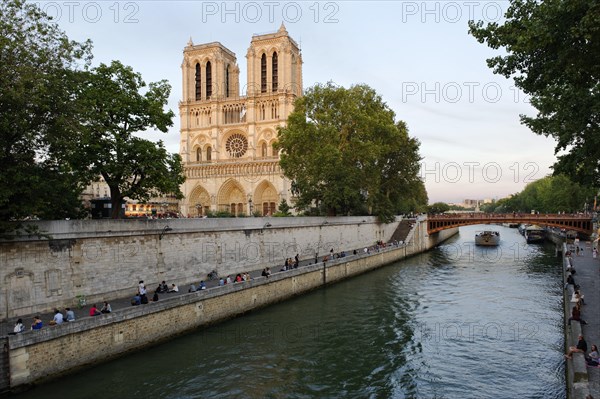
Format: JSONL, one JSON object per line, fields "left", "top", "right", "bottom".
{"left": 42, "top": 0, "right": 558, "bottom": 203}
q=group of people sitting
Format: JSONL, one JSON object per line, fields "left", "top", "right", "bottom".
{"left": 89, "top": 302, "right": 112, "bottom": 316}
{"left": 12, "top": 306, "right": 77, "bottom": 333}
{"left": 188, "top": 280, "right": 207, "bottom": 292}
{"left": 565, "top": 335, "right": 599, "bottom": 367}
{"left": 566, "top": 255, "right": 588, "bottom": 326}
{"left": 564, "top": 250, "right": 599, "bottom": 369}
{"left": 218, "top": 273, "right": 252, "bottom": 285}
{"left": 130, "top": 280, "right": 185, "bottom": 305}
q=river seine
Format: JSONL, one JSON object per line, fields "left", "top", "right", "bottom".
{"left": 16, "top": 225, "right": 565, "bottom": 399}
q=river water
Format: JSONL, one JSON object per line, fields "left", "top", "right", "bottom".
{"left": 15, "top": 225, "right": 566, "bottom": 399}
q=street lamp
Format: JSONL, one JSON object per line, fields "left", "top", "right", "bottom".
{"left": 159, "top": 225, "right": 172, "bottom": 240}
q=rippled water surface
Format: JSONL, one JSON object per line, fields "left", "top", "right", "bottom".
{"left": 16, "top": 225, "right": 565, "bottom": 399}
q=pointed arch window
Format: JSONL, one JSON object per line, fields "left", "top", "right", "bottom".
{"left": 206, "top": 146, "right": 212, "bottom": 161}
{"left": 261, "top": 53, "right": 267, "bottom": 93}
{"left": 196, "top": 148, "right": 202, "bottom": 162}
{"left": 272, "top": 52, "right": 278, "bottom": 92}
{"left": 195, "top": 63, "right": 201, "bottom": 100}
{"left": 226, "top": 65, "right": 230, "bottom": 98}
{"left": 206, "top": 61, "right": 212, "bottom": 99}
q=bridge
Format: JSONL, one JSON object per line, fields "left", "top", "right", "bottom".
{"left": 427, "top": 213, "right": 594, "bottom": 235}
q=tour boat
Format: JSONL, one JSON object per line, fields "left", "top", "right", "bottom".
{"left": 525, "top": 225, "right": 545, "bottom": 243}
{"left": 475, "top": 231, "right": 500, "bottom": 246}
{"left": 518, "top": 224, "right": 529, "bottom": 236}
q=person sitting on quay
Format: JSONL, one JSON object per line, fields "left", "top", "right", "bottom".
{"left": 139, "top": 282, "right": 148, "bottom": 304}
{"left": 157, "top": 281, "right": 169, "bottom": 293}
{"left": 565, "top": 273, "right": 577, "bottom": 289}
{"left": 568, "top": 306, "right": 587, "bottom": 325}
{"left": 243, "top": 272, "right": 251, "bottom": 281}
{"left": 219, "top": 277, "right": 225, "bottom": 286}
{"left": 199, "top": 280, "right": 207, "bottom": 290}
{"left": 235, "top": 274, "right": 243, "bottom": 283}
{"left": 50, "top": 308, "right": 64, "bottom": 325}
{"left": 571, "top": 289, "right": 585, "bottom": 308}
{"left": 65, "top": 307, "right": 75, "bottom": 322}
{"left": 261, "top": 267, "right": 271, "bottom": 278}
{"left": 152, "top": 290, "right": 159, "bottom": 302}
{"left": 10, "top": 318, "right": 25, "bottom": 335}
{"left": 168, "top": 283, "right": 179, "bottom": 293}
{"left": 101, "top": 301, "right": 112, "bottom": 314}
{"left": 566, "top": 259, "right": 575, "bottom": 274}
{"left": 587, "top": 344, "right": 599, "bottom": 367}
{"left": 188, "top": 283, "right": 197, "bottom": 292}
{"left": 31, "top": 316, "right": 43, "bottom": 330}
{"left": 89, "top": 304, "right": 102, "bottom": 316}
{"left": 131, "top": 293, "right": 141, "bottom": 306}
{"left": 565, "top": 335, "right": 588, "bottom": 359}
{"left": 226, "top": 275, "right": 232, "bottom": 284}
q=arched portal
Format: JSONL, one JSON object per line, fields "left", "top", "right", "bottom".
{"left": 254, "top": 180, "right": 278, "bottom": 216}
{"left": 188, "top": 185, "right": 211, "bottom": 216}
{"left": 217, "top": 179, "right": 246, "bottom": 215}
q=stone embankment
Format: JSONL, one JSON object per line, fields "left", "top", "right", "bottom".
{"left": 0, "top": 217, "right": 458, "bottom": 392}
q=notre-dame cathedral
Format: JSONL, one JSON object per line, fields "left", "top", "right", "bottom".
{"left": 178, "top": 24, "right": 303, "bottom": 217}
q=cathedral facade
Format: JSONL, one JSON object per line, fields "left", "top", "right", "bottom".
{"left": 178, "top": 25, "right": 302, "bottom": 217}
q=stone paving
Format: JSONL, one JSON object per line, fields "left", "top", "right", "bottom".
{"left": 568, "top": 240, "right": 600, "bottom": 397}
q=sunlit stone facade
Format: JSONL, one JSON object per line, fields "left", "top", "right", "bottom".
{"left": 179, "top": 24, "right": 302, "bottom": 216}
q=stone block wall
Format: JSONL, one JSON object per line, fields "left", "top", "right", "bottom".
{"left": 0, "top": 217, "right": 399, "bottom": 320}
{"left": 6, "top": 224, "right": 458, "bottom": 389}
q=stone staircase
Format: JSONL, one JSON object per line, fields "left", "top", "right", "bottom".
{"left": 389, "top": 219, "right": 415, "bottom": 243}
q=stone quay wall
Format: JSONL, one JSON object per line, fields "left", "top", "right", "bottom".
{"left": 4, "top": 219, "right": 458, "bottom": 390}
{"left": 0, "top": 217, "right": 400, "bottom": 321}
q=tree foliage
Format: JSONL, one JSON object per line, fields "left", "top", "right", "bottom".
{"left": 276, "top": 82, "right": 427, "bottom": 221}
{"left": 274, "top": 199, "right": 292, "bottom": 216}
{"left": 0, "top": 0, "right": 185, "bottom": 231}
{"left": 0, "top": 0, "right": 92, "bottom": 235}
{"left": 75, "top": 61, "right": 184, "bottom": 218}
{"left": 427, "top": 202, "right": 451, "bottom": 214}
{"left": 469, "top": 0, "right": 600, "bottom": 188}
{"left": 483, "top": 175, "right": 594, "bottom": 213}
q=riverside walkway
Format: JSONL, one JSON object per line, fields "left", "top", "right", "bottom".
{"left": 566, "top": 240, "right": 600, "bottom": 398}
{"left": 0, "top": 244, "right": 393, "bottom": 336}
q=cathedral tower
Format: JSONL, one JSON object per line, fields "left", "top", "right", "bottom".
{"left": 179, "top": 26, "right": 303, "bottom": 217}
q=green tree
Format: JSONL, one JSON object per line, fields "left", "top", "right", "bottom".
{"left": 274, "top": 199, "right": 292, "bottom": 216}
{"left": 427, "top": 202, "right": 451, "bottom": 214}
{"left": 75, "top": 61, "right": 185, "bottom": 218}
{"left": 469, "top": 0, "right": 600, "bottom": 188}
{"left": 488, "top": 175, "right": 594, "bottom": 213}
{"left": 0, "top": 0, "right": 93, "bottom": 235}
{"left": 277, "top": 82, "right": 426, "bottom": 221}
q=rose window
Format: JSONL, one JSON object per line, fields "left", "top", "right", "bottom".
{"left": 226, "top": 133, "right": 248, "bottom": 158}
